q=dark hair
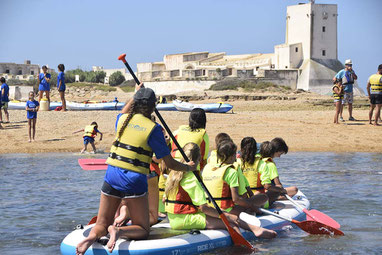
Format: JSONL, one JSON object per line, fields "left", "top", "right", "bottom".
{"left": 151, "top": 115, "right": 156, "bottom": 122}
{"left": 116, "top": 100, "right": 155, "bottom": 139}
{"left": 42, "top": 65, "right": 47, "bottom": 69}
{"left": 260, "top": 141, "right": 275, "bottom": 158}
{"left": 91, "top": 121, "right": 98, "bottom": 128}
{"left": 189, "top": 108, "right": 206, "bottom": 131}
{"left": 58, "top": 64, "right": 65, "bottom": 72}
{"left": 240, "top": 137, "right": 257, "bottom": 168}
{"left": 0, "top": 77, "right": 5, "bottom": 83}
{"left": 378, "top": 64, "right": 382, "bottom": 71}
{"left": 217, "top": 140, "right": 237, "bottom": 164}
{"left": 215, "top": 133, "right": 231, "bottom": 148}
{"left": 271, "top": 137, "right": 288, "bottom": 154}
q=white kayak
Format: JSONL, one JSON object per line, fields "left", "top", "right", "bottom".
{"left": 173, "top": 100, "right": 233, "bottom": 113}
{"left": 60, "top": 190, "right": 309, "bottom": 255}
{"left": 8, "top": 101, "right": 62, "bottom": 110}
{"left": 66, "top": 102, "right": 177, "bottom": 111}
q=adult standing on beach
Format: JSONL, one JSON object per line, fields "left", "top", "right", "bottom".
{"left": 38, "top": 65, "right": 51, "bottom": 104}
{"left": 57, "top": 64, "right": 66, "bottom": 111}
{"left": 366, "top": 64, "right": 382, "bottom": 126}
{"left": 0, "top": 77, "right": 10, "bottom": 123}
{"left": 333, "top": 59, "right": 358, "bottom": 121}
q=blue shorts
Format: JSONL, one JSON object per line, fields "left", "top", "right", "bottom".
{"left": 39, "top": 84, "right": 50, "bottom": 91}
{"left": 58, "top": 86, "right": 66, "bottom": 92}
{"left": 104, "top": 165, "right": 148, "bottom": 197}
{"left": 83, "top": 136, "right": 95, "bottom": 145}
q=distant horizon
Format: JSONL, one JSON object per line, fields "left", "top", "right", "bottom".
{"left": 1, "top": 0, "right": 380, "bottom": 92}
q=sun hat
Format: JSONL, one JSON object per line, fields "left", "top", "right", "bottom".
{"left": 344, "top": 59, "right": 352, "bottom": 65}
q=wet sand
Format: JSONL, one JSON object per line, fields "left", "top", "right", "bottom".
{"left": 1, "top": 95, "right": 380, "bottom": 154}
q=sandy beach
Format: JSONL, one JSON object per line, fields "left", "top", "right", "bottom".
{"left": 1, "top": 90, "right": 380, "bottom": 154}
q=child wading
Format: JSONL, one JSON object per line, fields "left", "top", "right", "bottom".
{"left": 25, "top": 91, "right": 39, "bottom": 142}
{"left": 73, "top": 122, "right": 103, "bottom": 153}
{"left": 76, "top": 86, "right": 196, "bottom": 255}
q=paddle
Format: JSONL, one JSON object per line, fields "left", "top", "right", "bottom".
{"left": 259, "top": 208, "right": 344, "bottom": 236}
{"left": 78, "top": 158, "right": 107, "bottom": 171}
{"left": 118, "top": 53, "right": 255, "bottom": 251}
{"left": 88, "top": 216, "right": 98, "bottom": 225}
{"left": 285, "top": 194, "right": 341, "bottom": 229}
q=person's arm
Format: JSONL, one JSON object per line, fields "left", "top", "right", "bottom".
{"left": 72, "top": 129, "right": 84, "bottom": 134}
{"left": 272, "top": 176, "right": 283, "bottom": 188}
{"left": 230, "top": 186, "right": 259, "bottom": 211}
{"left": 121, "top": 83, "right": 144, "bottom": 114}
{"left": 333, "top": 86, "right": 340, "bottom": 95}
{"left": 246, "top": 186, "right": 254, "bottom": 197}
{"left": 351, "top": 70, "right": 358, "bottom": 80}
{"left": 45, "top": 73, "right": 51, "bottom": 82}
{"left": 97, "top": 130, "right": 103, "bottom": 141}
{"left": 162, "top": 155, "right": 195, "bottom": 172}
{"left": 367, "top": 81, "right": 371, "bottom": 98}
{"left": 58, "top": 78, "right": 62, "bottom": 90}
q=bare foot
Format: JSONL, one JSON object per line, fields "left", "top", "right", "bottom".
{"left": 107, "top": 226, "right": 120, "bottom": 253}
{"left": 76, "top": 236, "right": 97, "bottom": 255}
{"left": 114, "top": 214, "right": 128, "bottom": 227}
{"left": 28, "top": 139, "right": 31, "bottom": 143}
{"left": 253, "top": 227, "right": 277, "bottom": 239}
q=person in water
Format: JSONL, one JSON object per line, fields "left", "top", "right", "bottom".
{"left": 171, "top": 108, "right": 209, "bottom": 170}
{"left": 259, "top": 138, "right": 298, "bottom": 199}
{"left": 202, "top": 140, "right": 277, "bottom": 238}
{"left": 332, "top": 79, "right": 344, "bottom": 124}
{"left": 164, "top": 142, "right": 275, "bottom": 239}
{"left": 76, "top": 85, "right": 196, "bottom": 255}
{"left": 73, "top": 122, "right": 103, "bottom": 153}
{"left": 26, "top": 91, "right": 39, "bottom": 142}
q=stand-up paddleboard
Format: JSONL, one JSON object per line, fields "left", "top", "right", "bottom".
{"left": 66, "top": 101, "right": 176, "bottom": 111}
{"left": 61, "top": 191, "right": 309, "bottom": 255}
{"left": 173, "top": 100, "right": 233, "bottom": 113}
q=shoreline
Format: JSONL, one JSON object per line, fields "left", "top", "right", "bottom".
{"left": 1, "top": 93, "right": 380, "bottom": 154}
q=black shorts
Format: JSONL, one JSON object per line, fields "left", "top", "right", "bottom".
{"left": 370, "top": 94, "right": 382, "bottom": 105}
{"left": 101, "top": 181, "right": 146, "bottom": 199}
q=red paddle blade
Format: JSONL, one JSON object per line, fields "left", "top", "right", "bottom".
{"left": 87, "top": 216, "right": 97, "bottom": 225}
{"left": 78, "top": 159, "right": 107, "bottom": 170}
{"left": 220, "top": 214, "right": 257, "bottom": 251}
{"left": 292, "top": 219, "right": 344, "bottom": 236}
{"left": 305, "top": 209, "right": 341, "bottom": 229}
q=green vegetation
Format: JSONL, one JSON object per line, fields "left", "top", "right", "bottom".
{"left": 209, "top": 79, "right": 291, "bottom": 92}
{"left": 119, "top": 79, "right": 136, "bottom": 92}
{"left": 66, "top": 82, "right": 117, "bottom": 92}
{"left": 109, "top": 71, "right": 125, "bottom": 86}
{"left": 66, "top": 68, "right": 106, "bottom": 83}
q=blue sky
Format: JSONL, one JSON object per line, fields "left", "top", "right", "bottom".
{"left": 0, "top": 0, "right": 380, "bottom": 91}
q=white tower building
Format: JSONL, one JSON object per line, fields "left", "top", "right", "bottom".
{"left": 274, "top": 1, "right": 363, "bottom": 95}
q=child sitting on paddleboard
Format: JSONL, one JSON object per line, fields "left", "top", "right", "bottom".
{"left": 73, "top": 122, "right": 103, "bottom": 153}
{"left": 207, "top": 132, "right": 231, "bottom": 164}
{"left": 259, "top": 138, "right": 298, "bottom": 199}
{"left": 26, "top": 91, "right": 39, "bottom": 142}
{"left": 202, "top": 140, "right": 276, "bottom": 238}
{"left": 164, "top": 142, "right": 275, "bottom": 239}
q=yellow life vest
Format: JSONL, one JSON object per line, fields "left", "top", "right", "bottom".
{"left": 369, "top": 74, "right": 382, "bottom": 95}
{"left": 207, "top": 150, "right": 218, "bottom": 164}
{"left": 332, "top": 84, "right": 344, "bottom": 100}
{"left": 172, "top": 125, "right": 206, "bottom": 167}
{"left": 83, "top": 125, "right": 96, "bottom": 138}
{"left": 106, "top": 113, "right": 156, "bottom": 175}
{"left": 165, "top": 179, "right": 198, "bottom": 215}
{"left": 238, "top": 156, "right": 264, "bottom": 192}
{"left": 202, "top": 163, "right": 235, "bottom": 210}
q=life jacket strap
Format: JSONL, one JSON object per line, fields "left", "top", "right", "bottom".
{"left": 251, "top": 187, "right": 265, "bottom": 191}
{"left": 113, "top": 141, "right": 153, "bottom": 157}
{"left": 109, "top": 152, "right": 150, "bottom": 169}
{"left": 165, "top": 199, "right": 197, "bottom": 207}
{"left": 206, "top": 197, "right": 232, "bottom": 202}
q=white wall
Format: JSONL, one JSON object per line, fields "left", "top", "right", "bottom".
{"left": 143, "top": 80, "right": 216, "bottom": 95}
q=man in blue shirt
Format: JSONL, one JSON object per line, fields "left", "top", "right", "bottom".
{"left": 0, "top": 77, "right": 10, "bottom": 123}
{"left": 333, "top": 59, "right": 358, "bottom": 121}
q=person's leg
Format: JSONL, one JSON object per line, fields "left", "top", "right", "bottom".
{"left": 46, "top": 90, "right": 50, "bottom": 105}
{"left": 32, "top": 118, "right": 37, "bottom": 141}
{"left": 334, "top": 101, "right": 340, "bottom": 124}
{"left": 4, "top": 108, "right": 9, "bottom": 122}
{"left": 28, "top": 119, "right": 32, "bottom": 142}
{"left": 369, "top": 104, "right": 375, "bottom": 124}
{"left": 76, "top": 193, "right": 121, "bottom": 255}
{"left": 285, "top": 186, "right": 298, "bottom": 197}
{"left": 81, "top": 143, "right": 88, "bottom": 153}
{"left": 60, "top": 91, "right": 66, "bottom": 111}
{"left": 147, "top": 176, "right": 159, "bottom": 226}
{"left": 38, "top": 90, "right": 43, "bottom": 103}
{"left": 374, "top": 104, "right": 382, "bottom": 126}
{"left": 339, "top": 101, "right": 344, "bottom": 120}
{"left": 248, "top": 192, "right": 268, "bottom": 208}
{"left": 90, "top": 141, "right": 97, "bottom": 153}
{"left": 107, "top": 194, "right": 150, "bottom": 253}
{"left": 0, "top": 106, "right": 2, "bottom": 122}
{"left": 348, "top": 103, "right": 353, "bottom": 119}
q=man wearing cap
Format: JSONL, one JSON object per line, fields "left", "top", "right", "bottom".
{"left": 366, "top": 64, "right": 382, "bottom": 126}
{"left": 333, "top": 59, "right": 358, "bottom": 121}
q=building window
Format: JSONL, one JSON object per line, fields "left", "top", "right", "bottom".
{"left": 322, "top": 50, "right": 326, "bottom": 56}
{"left": 202, "top": 70, "right": 206, "bottom": 76}
{"left": 322, "top": 26, "right": 326, "bottom": 32}
{"left": 18, "top": 70, "right": 22, "bottom": 75}
{"left": 295, "top": 47, "right": 298, "bottom": 52}
{"left": 5, "top": 69, "right": 9, "bottom": 74}
{"left": 285, "top": 66, "right": 288, "bottom": 69}
{"left": 31, "top": 70, "right": 34, "bottom": 75}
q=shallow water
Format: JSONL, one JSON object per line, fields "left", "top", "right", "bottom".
{"left": 0, "top": 152, "right": 381, "bottom": 255}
